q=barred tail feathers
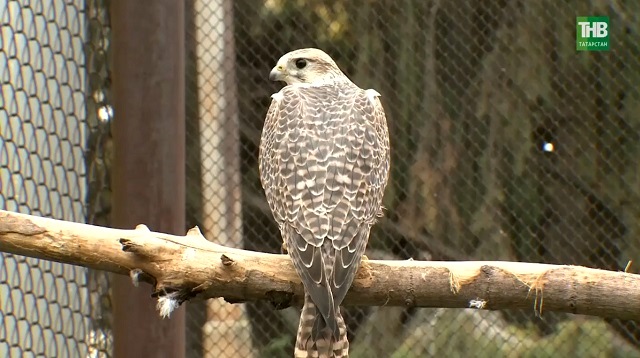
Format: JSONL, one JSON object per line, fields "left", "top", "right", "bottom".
{"left": 294, "top": 294, "right": 349, "bottom": 358}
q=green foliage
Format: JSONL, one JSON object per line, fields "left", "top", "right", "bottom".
{"left": 263, "top": 334, "right": 295, "bottom": 358}
{"left": 386, "top": 311, "right": 638, "bottom": 358}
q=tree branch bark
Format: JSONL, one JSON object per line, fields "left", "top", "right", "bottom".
{"left": 1, "top": 209, "right": 638, "bottom": 322}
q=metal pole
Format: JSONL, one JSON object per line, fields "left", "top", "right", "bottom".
{"left": 111, "top": 1, "right": 186, "bottom": 357}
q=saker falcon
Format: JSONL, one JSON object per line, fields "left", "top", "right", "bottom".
{"left": 259, "top": 48, "right": 390, "bottom": 358}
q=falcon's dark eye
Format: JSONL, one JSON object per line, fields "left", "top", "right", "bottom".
{"left": 295, "top": 59, "right": 307, "bottom": 69}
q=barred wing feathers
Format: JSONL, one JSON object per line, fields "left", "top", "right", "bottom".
{"left": 259, "top": 82, "right": 389, "bottom": 340}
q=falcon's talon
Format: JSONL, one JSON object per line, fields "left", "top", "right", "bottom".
{"left": 358, "top": 257, "right": 373, "bottom": 279}
{"left": 281, "top": 241, "right": 288, "bottom": 255}
{"left": 260, "top": 48, "right": 390, "bottom": 358}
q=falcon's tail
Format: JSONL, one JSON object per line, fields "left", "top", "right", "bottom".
{"left": 294, "top": 294, "right": 349, "bottom": 358}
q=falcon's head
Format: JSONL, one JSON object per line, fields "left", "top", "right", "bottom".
{"left": 269, "top": 48, "right": 347, "bottom": 85}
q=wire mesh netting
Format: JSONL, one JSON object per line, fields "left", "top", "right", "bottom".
{"left": 217, "top": 0, "right": 640, "bottom": 356}
{"left": 2, "top": 1, "right": 84, "bottom": 357}
{"left": 1, "top": 0, "right": 112, "bottom": 357}
{"left": 1, "top": 0, "right": 640, "bottom": 357}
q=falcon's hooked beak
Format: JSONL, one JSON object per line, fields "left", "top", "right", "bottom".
{"left": 269, "top": 65, "right": 286, "bottom": 82}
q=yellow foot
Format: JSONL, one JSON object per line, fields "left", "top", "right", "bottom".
{"left": 358, "top": 255, "right": 372, "bottom": 278}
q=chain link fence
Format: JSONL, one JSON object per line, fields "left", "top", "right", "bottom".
{"left": 0, "top": 1, "right": 102, "bottom": 357}
{"left": 1, "top": 0, "right": 640, "bottom": 357}
{"left": 204, "top": 0, "right": 640, "bottom": 356}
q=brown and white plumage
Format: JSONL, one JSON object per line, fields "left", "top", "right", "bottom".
{"left": 259, "top": 48, "right": 390, "bottom": 358}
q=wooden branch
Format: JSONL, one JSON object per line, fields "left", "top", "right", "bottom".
{"left": 1, "top": 209, "right": 639, "bottom": 322}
